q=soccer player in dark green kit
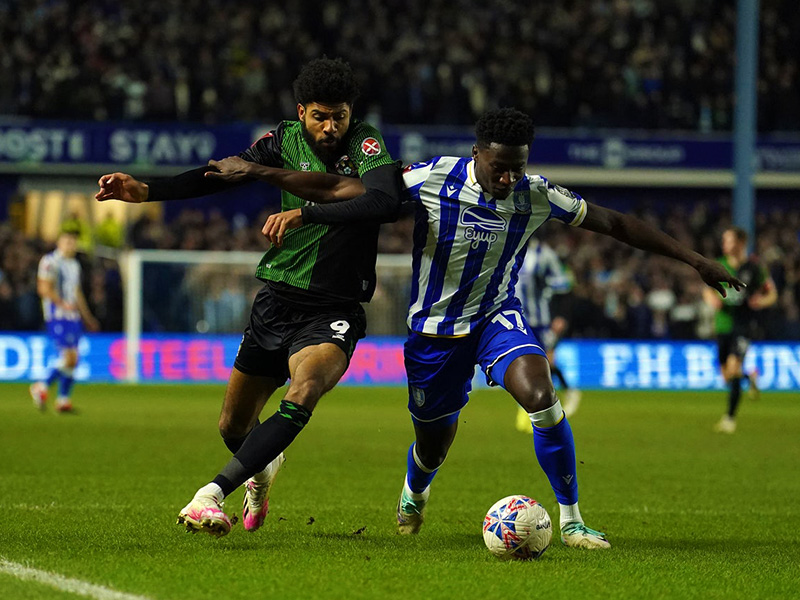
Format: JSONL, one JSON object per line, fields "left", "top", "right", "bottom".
{"left": 703, "top": 227, "right": 777, "bottom": 434}
{"left": 96, "top": 58, "right": 404, "bottom": 536}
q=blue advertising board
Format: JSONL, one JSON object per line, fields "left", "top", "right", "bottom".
{"left": 2, "top": 333, "right": 799, "bottom": 390}
{"left": 2, "top": 119, "right": 799, "bottom": 172}
{"left": 0, "top": 119, "right": 256, "bottom": 168}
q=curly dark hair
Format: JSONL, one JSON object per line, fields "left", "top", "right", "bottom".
{"left": 726, "top": 225, "right": 748, "bottom": 243}
{"left": 293, "top": 57, "right": 360, "bottom": 106}
{"left": 475, "top": 108, "right": 535, "bottom": 148}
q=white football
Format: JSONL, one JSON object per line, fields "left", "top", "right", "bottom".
{"left": 483, "top": 495, "right": 552, "bottom": 560}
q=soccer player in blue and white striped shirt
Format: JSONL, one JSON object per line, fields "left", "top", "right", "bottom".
{"left": 29, "top": 227, "right": 99, "bottom": 412}
{"left": 258, "top": 108, "right": 743, "bottom": 549}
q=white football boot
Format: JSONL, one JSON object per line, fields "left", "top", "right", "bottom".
{"left": 396, "top": 479, "right": 430, "bottom": 535}
{"left": 561, "top": 522, "right": 611, "bottom": 549}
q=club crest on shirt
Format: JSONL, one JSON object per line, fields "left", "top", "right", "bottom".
{"left": 335, "top": 155, "right": 357, "bottom": 176}
{"left": 411, "top": 386, "right": 425, "bottom": 407}
{"left": 460, "top": 206, "right": 507, "bottom": 250}
{"left": 513, "top": 191, "right": 532, "bottom": 214}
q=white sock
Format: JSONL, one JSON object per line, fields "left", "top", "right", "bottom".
{"left": 403, "top": 477, "right": 429, "bottom": 501}
{"left": 195, "top": 482, "right": 224, "bottom": 503}
{"left": 559, "top": 502, "right": 583, "bottom": 528}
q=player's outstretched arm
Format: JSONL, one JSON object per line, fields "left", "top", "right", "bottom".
{"left": 96, "top": 165, "right": 247, "bottom": 204}
{"left": 206, "top": 156, "right": 364, "bottom": 203}
{"left": 579, "top": 203, "right": 745, "bottom": 297}
{"left": 96, "top": 173, "right": 149, "bottom": 203}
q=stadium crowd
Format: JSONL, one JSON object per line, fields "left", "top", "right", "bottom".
{"left": 2, "top": 195, "right": 799, "bottom": 340}
{"left": 2, "top": 0, "right": 798, "bottom": 131}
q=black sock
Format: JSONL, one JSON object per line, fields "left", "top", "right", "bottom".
{"left": 728, "top": 377, "right": 742, "bottom": 417}
{"left": 551, "top": 365, "right": 570, "bottom": 390}
{"left": 221, "top": 420, "right": 260, "bottom": 454}
{"left": 212, "top": 401, "right": 311, "bottom": 497}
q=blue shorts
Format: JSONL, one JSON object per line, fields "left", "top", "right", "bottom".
{"left": 405, "top": 306, "right": 546, "bottom": 425}
{"left": 47, "top": 319, "right": 83, "bottom": 350}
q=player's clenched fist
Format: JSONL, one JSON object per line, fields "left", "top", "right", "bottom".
{"left": 95, "top": 172, "right": 149, "bottom": 203}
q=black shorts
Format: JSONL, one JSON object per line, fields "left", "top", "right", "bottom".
{"left": 233, "top": 285, "right": 366, "bottom": 385}
{"left": 717, "top": 333, "right": 750, "bottom": 365}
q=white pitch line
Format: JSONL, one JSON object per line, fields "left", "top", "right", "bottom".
{"left": 0, "top": 558, "right": 153, "bottom": 600}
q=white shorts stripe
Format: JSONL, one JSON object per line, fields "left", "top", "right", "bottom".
{"left": 486, "top": 343, "right": 545, "bottom": 379}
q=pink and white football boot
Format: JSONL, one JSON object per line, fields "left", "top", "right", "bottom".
{"left": 242, "top": 453, "right": 285, "bottom": 532}
{"left": 177, "top": 487, "right": 232, "bottom": 537}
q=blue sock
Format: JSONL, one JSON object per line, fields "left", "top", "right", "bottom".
{"left": 406, "top": 443, "right": 438, "bottom": 493}
{"left": 532, "top": 405, "right": 578, "bottom": 505}
{"left": 58, "top": 371, "right": 75, "bottom": 398}
{"left": 46, "top": 368, "right": 60, "bottom": 387}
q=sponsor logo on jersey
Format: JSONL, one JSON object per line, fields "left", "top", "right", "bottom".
{"left": 513, "top": 191, "right": 532, "bottom": 214}
{"left": 335, "top": 155, "right": 357, "bottom": 176}
{"left": 460, "top": 206, "right": 507, "bottom": 250}
{"left": 361, "top": 137, "right": 382, "bottom": 156}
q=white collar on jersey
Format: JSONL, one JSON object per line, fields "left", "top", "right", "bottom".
{"left": 466, "top": 158, "right": 483, "bottom": 191}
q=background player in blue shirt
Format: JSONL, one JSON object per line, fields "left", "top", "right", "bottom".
{"left": 232, "top": 108, "right": 742, "bottom": 549}
{"left": 30, "top": 227, "right": 100, "bottom": 412}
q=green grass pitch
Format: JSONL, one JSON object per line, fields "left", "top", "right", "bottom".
{"left": 1, "top": 384, "right": 799, "bottom": 599}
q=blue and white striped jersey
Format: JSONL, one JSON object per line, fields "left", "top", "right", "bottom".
{"left": 516, "top": 239, "right": 570, "bottom": 328}
{"left": 403, "top": 156, "right": 586, "bottom": 336}
{"left": 37, "top": 249, "right": 82, "bottom": 322}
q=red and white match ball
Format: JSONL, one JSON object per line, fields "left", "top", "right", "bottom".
{"left": 482, "top": 495, "right": 552, "bottom": 560}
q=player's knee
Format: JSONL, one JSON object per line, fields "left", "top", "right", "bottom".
{"left": 517, "top": 383, "right": 557, "bottom": 414}
{"left": 284, "top": 378, "right": 326, "bottom": 409}
{"left": 63, "top": 353, "right": 78, "bottom": 369}
{"left": 218, "top": 412, "right": 249, "bottom": 440}
{"left": 218, "top": 418, "right": 238, "bottom": 440}
{"left": 415, "top": 445, "right": 448, "bottom": 470}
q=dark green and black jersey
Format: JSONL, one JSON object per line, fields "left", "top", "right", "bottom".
{"left": 239, "top": 119, "right": 395, "bottom": 309}
{"left": 715, "top": 255, "right": 770, "bottom": 335}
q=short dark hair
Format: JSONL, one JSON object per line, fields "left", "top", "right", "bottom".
{"left": 60, "top": 224, "right": 81, "bottom": 236}
{"left": 726, "top": 226, "right": 748, "bottom": 243}
{"left": 475, "top": 108, "right": 535, "bottom": 149}
{"left": 293, "top": 57, "right": 360, "bottom": 106}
